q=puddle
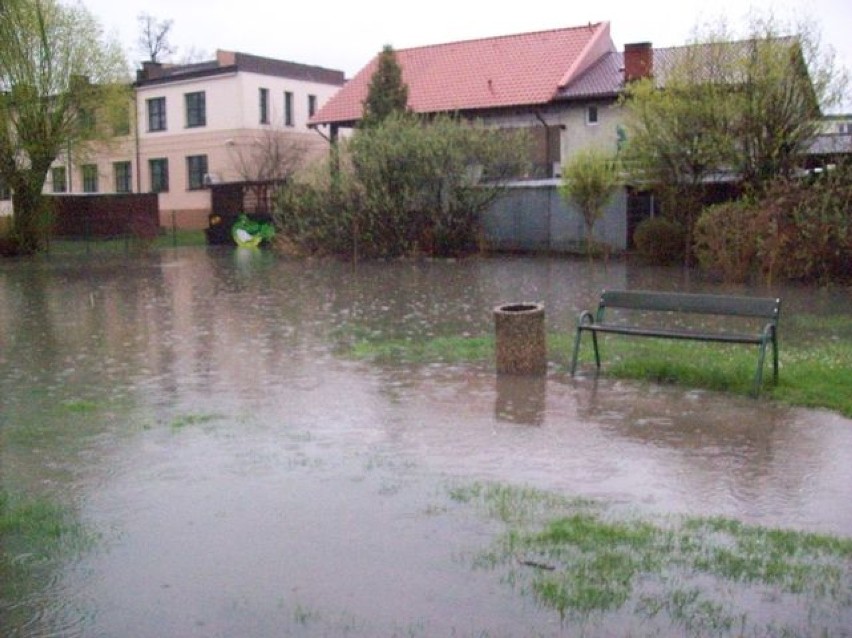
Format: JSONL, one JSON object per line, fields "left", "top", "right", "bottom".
{"left": 1, "top": 249, "right": 850, "bottom": 636}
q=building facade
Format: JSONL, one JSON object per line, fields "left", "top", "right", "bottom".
{"left": 45, "top": 50, "right": 345, "bottom": 229}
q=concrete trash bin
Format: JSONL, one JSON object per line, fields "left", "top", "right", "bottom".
{"left": 494, "top": 302, "right": 546, "bottom": 375}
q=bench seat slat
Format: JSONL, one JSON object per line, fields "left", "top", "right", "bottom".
{"left": 579, "top": 323, "right": 767, "bottom": 344}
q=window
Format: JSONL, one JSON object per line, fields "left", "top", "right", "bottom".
{"left": 308, "top": 94, "right": 317, "bottom": 118}
{"left": 51, "top": 167, "right": 67, "bottom": 193}
{"left": 259, "top": 88, "right": 269, "bottom": 124}
{"left": 0, "top": 176, "right": 10, "bottom": 200}
{"left": 185, "top": 91, "right": 206, "bottom": 128}
{"left": 186, "top": 155, "right": 208, "bottom": 190}
{"left": 149, "top": 158, "right": 169, "bottom": 192}
{"left": 586, "top": 105, "right": 599, "bottom": 125}
{"left": 284, "top": 91, "right": 294, "bottom": 127}
{"left": 147, "top": 97, "right": 167, "bottom": 132}
{"left": 82, "top": 164, "right": 99, "bottom": 193}
{"left": 114, "top": 161, "right": 132, "bottom": 193}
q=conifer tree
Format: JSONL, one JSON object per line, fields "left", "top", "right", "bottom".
{"left": 361, "top": 45, "right": 409, "bottom": 127}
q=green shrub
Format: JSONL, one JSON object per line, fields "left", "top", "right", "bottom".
{"left": 633, "top": 217, "right": 684, "bottom": 265}
{"left": 694, "top": 200, "right": 760, "bottom": 283}
{"left": 756, "top": 163, "right": 852, "bottom": 284}
{"left": 273, "top": 113, "right": 530, "bottom": 260}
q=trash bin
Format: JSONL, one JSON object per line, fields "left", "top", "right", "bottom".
{"left": 493, "top": 302, "right": 546, "bottom": 375}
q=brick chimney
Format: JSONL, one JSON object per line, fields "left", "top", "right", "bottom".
{"left": 136, "top": 61, "right": 163, "bottom": 82}
{"left": 624, "top": 42, "right": 653, "bottom": 82}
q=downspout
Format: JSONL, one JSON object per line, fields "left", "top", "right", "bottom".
{"left": 133, "top": 89, "right": 141, "bottom": 193}
{"left": 534, "top": 110, "right": 563, "bottom": 253}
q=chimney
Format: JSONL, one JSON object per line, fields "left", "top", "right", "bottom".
{"left": 624, "top": 42, "right": 653, "bottom": 82}
{"left": 217, "top": 50, "right": 236, "bottom": 67}
{"left": 137, "top": 61, "right": 163, "bottom": 82}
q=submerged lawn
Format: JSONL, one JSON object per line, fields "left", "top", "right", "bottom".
{"left": 448, "top": 481, "right": 852, "bottom": 635}
{"left": 345, "top": 313, "right": 852, "bottom": 417}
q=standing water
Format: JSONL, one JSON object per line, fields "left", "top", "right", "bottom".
{"left": 1, "top": 249, "right": 850, "bottom": 637}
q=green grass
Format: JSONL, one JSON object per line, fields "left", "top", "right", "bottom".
{"left": 169, "top": 412, "right": 225, "bottom": 430}
{"left": 452, "top": 481, "right": 852, "bottom": 633}
{"left": 344, "top": 314, "right": 852, "bottom": 416}
{"left": 45, "top": 229, "right": 207, "bottom": 254}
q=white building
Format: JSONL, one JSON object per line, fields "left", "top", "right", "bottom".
{"left": 45, "top": 50, "right": 346, "bottom": 229}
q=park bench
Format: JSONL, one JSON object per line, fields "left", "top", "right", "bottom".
{"left": 569, "top": 290, "right": 781, "bottom": 396}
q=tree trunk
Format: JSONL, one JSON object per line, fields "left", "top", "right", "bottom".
{"left": 11, "top": 170, "right": 53, "bottom": 254}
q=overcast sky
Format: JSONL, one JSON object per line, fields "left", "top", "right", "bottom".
{"left": 81, "top": 0, "right": 851, "bottom": 111}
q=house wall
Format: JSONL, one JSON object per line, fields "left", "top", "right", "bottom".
{"left": 42, "top": 64, "right": 339, "bottom": 230}
{"left": 482, "top": 180, "right": 627, "bottom": 252}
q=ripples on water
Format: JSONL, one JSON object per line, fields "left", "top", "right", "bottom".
{"left": 1, "top": 249, "right": 850, "bottom": 636}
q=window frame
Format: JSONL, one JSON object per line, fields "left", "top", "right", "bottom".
{"left": 81, "top": 164, "right": 99, "bottom": 193}
{"left": 284, "top": 91, "right": 294, "bottom": 127}
{"left": 308, "top": 94, "right": 317, "bottom": 118}
{"left": 586, "top": 105, "right": 599, "bottom": 126}
{"left": 259, "top": 87, "right": 269, "bottom": 124}
{"left": 185, "top": 91, "right": 206, "bottom": 128}
{"left": 149, "top": 158, "right": 169, "bottom": 193}
{"left": 147, "top": 97, "right": 167, "bottom": 132}
{"left": 51, "top": 167, "right": 67, "bottom": 193}
{"left": 114, "top": 161, "right": 132, "bottom": 193}
{"left": 186, "top": 154, "right": 208, "bottom": 191}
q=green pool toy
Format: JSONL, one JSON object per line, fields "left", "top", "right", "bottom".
{"left": 231, "top": 214, "right": 275, "bottom": 248}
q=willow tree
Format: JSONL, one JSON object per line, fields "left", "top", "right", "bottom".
{"left": 0, "top": 0, "right": 130, "bottom": 253}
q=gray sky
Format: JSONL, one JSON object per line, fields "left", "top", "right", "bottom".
{"left": 82, "top": 0, "right": 852, "bottom": 112}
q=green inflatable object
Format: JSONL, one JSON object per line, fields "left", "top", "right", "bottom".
{"left": 232, "top": 214, "right": 275, "bottom": 248}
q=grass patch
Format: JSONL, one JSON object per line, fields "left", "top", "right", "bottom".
{"left": 452, "top": 481, "right": 852, "bottom": 634}
{"left": 46, "top": 229, "right": 206, "bottom": 255}
{"left": 169, "top": 412, "right": 225, "bottom": 430}
{"left": 349, "top": 334, "right": 494, "bottom": 365}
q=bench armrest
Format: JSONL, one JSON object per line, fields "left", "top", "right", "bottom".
{"left": 577, "top": 310, "right": 595, "bottom": 326}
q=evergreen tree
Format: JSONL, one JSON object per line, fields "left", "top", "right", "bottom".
{"left": 361, "top": 45, "right": 409, "bottom": 127}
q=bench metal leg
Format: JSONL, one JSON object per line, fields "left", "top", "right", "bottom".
{"left": 570, "top": 328, "right": 583, "bottom": 375}
{"left": 772, "top": 335, "right": 779, "bottom": 384}
{"left": 753, "top": 340, "right": 768, "bottom": 397}
{"left": 570, "top": 328, "right": 602, "bottom": 376}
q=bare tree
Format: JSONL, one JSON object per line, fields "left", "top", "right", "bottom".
{"left": 227, "top": 127, "right": 309, "bottom": 214}
{"left": 137, "top": 13, "right": 176, "bottom": 63}
{"left": 228, "top": 128, "right": 309, "bottom": 183}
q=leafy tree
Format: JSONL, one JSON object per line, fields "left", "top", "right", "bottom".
{"left": 275, "top": 113, "right": 530, "bottom": 258}
{"left": 361, "top": 45, "right": 409, "bottom": 128}
{"left": 621, "top": 14, "right": 847, "bottom": 264}
{"left": 0, "top": 0, "right": 130, "bottom": 253}
{"left": 558, "top": 148, "right": 621, "bottom": 261}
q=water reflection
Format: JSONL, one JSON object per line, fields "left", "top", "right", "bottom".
{"left": 1, "top": 249, "right": 850, "bottom": 637}
{"left": 495, "top": 374, "right": 547, "bottom": 425}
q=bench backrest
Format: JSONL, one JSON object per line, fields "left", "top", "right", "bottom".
{"left": 598, "top": 290, "right": 781, "bottom": 320}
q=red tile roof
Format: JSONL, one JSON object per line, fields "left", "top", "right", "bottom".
{"left": 312, "top": 22, "right": 613, "bottom": 127}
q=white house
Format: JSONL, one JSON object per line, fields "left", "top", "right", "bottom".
{"left": 45, "top": 50, "right": 345, "bottom": 229}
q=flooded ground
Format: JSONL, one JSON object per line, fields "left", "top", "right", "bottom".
{"left": 1, "top": 249, "right": 850, "bottom": 637}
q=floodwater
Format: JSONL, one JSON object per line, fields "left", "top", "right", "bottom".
{"left": 1, "top": 249, "right": 850, "bottom": 637}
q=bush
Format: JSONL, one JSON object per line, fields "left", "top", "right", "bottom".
{"left": 633, "top": 217, "right": 684, "bottom": 265}
{"left": 694, "top": 200, "right": 760, "bottom": 282}
{"left": 756, "top": 163, "right": 852, "bottom": 283}
{"left": 273, "top": 113, "right": 530, "bottom": 260}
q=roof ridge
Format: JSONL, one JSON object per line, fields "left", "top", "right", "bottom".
{"left": 390, "top": 21, "right": 607, "bottom": 55}
{"left": 557, "top": 21, "right": 612, "bottom": 89}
